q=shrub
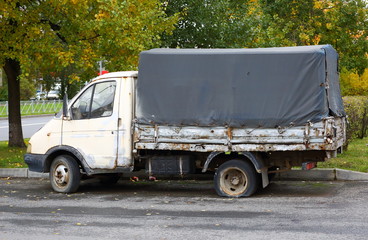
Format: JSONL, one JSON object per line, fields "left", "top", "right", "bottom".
{"left": 343, "top": 96, "right": 368, "bottom": 149}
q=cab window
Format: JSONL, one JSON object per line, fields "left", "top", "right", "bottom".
{"left": 71, "top": 81, "right": 116, "bottom": 120}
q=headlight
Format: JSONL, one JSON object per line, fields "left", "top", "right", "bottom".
{"left": 26, "top": 143, "right": 32, "bottom": 153}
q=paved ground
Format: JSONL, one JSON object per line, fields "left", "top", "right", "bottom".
{"left": 0, "top": 178, "right": 367, "bottom": 240}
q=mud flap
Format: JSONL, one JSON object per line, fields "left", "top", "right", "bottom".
{"left": 261, "top": 168, "right": 269, "bottom": 188}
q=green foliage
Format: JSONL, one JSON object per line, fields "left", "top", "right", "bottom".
{"left": 58, "top": 67, "right": 86, "bottom": 99}
{"left": 0, "top": 86, "right": 7, "bottom": 101}
{"left": 340, "top": 68, "right": 368, "bottom": 96}
{"left": 0, "top": 71, "right": 8, "bottom": 101}
{"left": 162, "top": 0, "right": 228, "bottom": 48}
{"left": 161, "top": 0, "right": 262, "bottom": 48}
{"left": 322, "top": 0, "right": 367, "bottom": 76}
{"left": 1, "top": 0, "right": 178, "bottom": 89}
{"left": 162, "top": 0, "right": 367, "bottom": 76}
{"left": 19, "top": 76, "right": 36, "bottom": 100}
{"left": 0, "top": 71, "right": 35, "bottom": 101}
{"left": 259, "top": 0, "right": 322, "bottom": 46}
{"left": 1, "top": 0, "right": 178, "bottom": 145}
{"left": 318, "top": 137, "right": 368, "bottom": 172}
{"left": 259, "top": 0, "right": 367, "bottom": 75}
{"left": 343, "top": 96, "right": 368, "bottom": 147}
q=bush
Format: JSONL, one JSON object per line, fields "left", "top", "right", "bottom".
{"left": 340, "top": 69, "right": 368, "bottom": 96}
{"left": 343, "top": 96, "right": 368, "bottom": 149}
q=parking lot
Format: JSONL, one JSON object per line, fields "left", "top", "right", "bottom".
{"left": 1, "top": 178, "right": 367, "bottom": 240}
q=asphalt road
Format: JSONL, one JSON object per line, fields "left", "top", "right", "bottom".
{"left": 0, "top": 178, "right": 367, "bottom": 240}
{"left": 0, "top": 115, "right": 54, "bottom": 141}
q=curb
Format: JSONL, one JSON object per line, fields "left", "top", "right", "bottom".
{"left": 0, "top": 168, "right": 367, "bottom": 181}
{"left": 276, "top": 168, "right": 368, "bottom": 181}
{"left": 0, "top": 168, "right": 48, "bottom": 179}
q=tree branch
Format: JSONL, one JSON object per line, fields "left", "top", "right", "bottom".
{"left": 41, "top": 19, "right": 68, "bottom": 44}
{"left": 80, "top": 33, "right": 101, "bottom": 41}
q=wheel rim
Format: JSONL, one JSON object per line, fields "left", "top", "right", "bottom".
{"left": 53, "top": 163, "right": 70, "bottom": 188}
{"left": 220, "top": 167, "right": 248, "bottom": 196}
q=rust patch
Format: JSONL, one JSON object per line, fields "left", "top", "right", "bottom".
{"left": 133, "top": 132, "right": 140, "bottom": 143}
{"left": 319, "top": 145, "right": 326, "bottom": 150}
{"left": 226, "top": 127, "right": 233, "bottom": 140}
{"left": 172, "top": 144, "right": 191, "bottom": 151}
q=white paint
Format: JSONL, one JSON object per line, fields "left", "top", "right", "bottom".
{"left": 61, "top": 79, "right": 121, "bottom": 169}
{"left": 27, "top": 72, "right": 137, "bottom": 172}
{"left": 28, "top": 118, "right": 62, "bottom": 153}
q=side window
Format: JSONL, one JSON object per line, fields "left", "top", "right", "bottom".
{"left": 71, "top": 81, "right": 116, "bottom": 120}
{"left": 71, "top": 85, "right": 93, "bottom": 120}
{"left": 90, "top": 82, "right": 116, "bottom": 118}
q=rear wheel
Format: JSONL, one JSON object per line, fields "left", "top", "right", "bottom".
{"left": 214, "top": 160, "right": 258, "bottom": 197}
{"left": 50, "top": 155, "right": 80, "bottom": 193}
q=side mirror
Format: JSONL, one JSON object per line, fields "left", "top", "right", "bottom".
{"left": 63, "top": 93, "right": 70, "bottom": 120}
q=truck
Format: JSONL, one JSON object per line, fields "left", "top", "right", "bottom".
{"left": 24, "top": 45, "right": 346, "bottom": 197}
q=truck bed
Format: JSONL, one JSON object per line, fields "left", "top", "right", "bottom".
{"left": 134, "top": 117, "right": 345, "bottom": 154}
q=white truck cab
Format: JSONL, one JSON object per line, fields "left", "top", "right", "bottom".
{"left": 25, "top": 71, "right": 137, "bottom": 192}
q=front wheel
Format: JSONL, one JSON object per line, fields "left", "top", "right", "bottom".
{"left": 214, "top": 160, "right": 258, "bottom": 197}
{"left": 50, "top": 155, "right": 81, "bottom": 193}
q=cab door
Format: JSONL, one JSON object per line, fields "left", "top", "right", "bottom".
{"left": 62, "top": 80, "right": 119, "bottom": 169}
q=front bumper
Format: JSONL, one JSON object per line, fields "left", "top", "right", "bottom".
{"left": 24, "top": 154, "right": 47, "bottom": 172}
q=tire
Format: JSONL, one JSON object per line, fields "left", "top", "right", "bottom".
{"left": 50, "top": 155, "right": 81, "bottom": 193}
{"left": 214, "top": 159, "right": 258, "bottom": 198}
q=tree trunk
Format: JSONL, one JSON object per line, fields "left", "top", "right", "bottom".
{"left": 360, "top": 106, "right": 368, "bottom": 139}
{"left": 3, "top": 58, "right": 26, "bottom": 147}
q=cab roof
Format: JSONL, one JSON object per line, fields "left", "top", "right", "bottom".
{"left": 92, "top": 71, "right": 138, "bottom": 82}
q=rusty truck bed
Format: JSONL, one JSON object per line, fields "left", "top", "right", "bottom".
{"left": 133, "top": 117, "right": 346, "bottom": 154}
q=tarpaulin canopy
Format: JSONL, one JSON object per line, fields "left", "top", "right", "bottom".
{"left": 136, "top": 45, "right": 345, "bottom": 128}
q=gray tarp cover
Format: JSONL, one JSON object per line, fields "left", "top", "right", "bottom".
{"left": 136, "top": 45, "right": 345, "bottom": 128}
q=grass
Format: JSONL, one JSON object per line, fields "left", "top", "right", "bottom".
{"left": 318, "top": 137, "right": 368, "bottom": 173}
{"left": 0, "top": 138, "right": 367, "bottom": 172}
{"left": 0, "top": 140, "right": 28, "bottom": 168}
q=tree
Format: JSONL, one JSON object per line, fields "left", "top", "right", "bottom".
{"left": 321, "top": 0, "right": 367, "bottom": 76}
{"left": 161, "top": 0, "right": 261, "bottom": 48}
{"left": 162, "top": 0, "right": 366, "bottom": 77}
{"left": 0, "top": 0, "right": 177, "bottom": 147}
{"left": 259, "top": 0, "right": 367, "bottom": 75}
